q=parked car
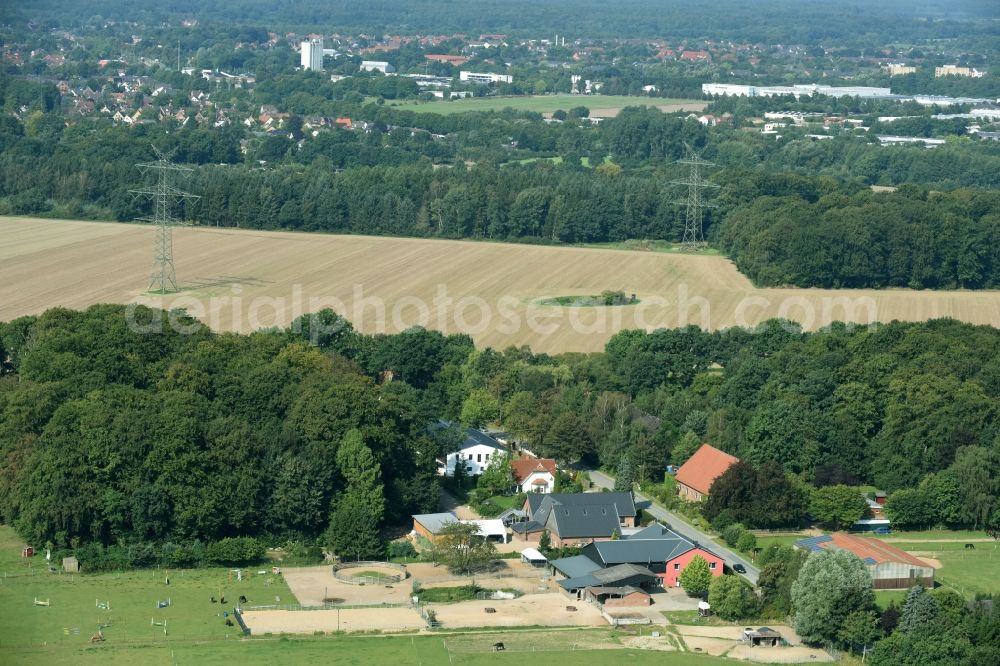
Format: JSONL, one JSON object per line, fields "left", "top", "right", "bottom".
{"left": 733, "top": 563, "right": 747, "bottom": 574}
{"left": 873, "top": 527, "right": 892, "bottom": 535}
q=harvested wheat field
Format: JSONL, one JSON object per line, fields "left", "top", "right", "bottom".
{"left": 3, "top": 216, "right": 1000, "bottom": 353}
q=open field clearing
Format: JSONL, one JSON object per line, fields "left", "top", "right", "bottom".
{"left": 0, "top": 526, "right": 295, "bottom": 652}
{"left": 388, "top": 94, "right": 706, "bottom": 116}
{"left": 5, "top": 217, "right": 1000, "bottom": 353}
{"left": 893, "top": 542, "right": 1000, "bottom": 596}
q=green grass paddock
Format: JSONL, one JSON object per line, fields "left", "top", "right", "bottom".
{"left": 0, "top": 526, "right": 295, "bottom": 652}
{"left": 1, "top": 632, "right": 738, "bottom": 665}
{"left": 893, "top": 541, "right": 1000, "bottom": 596}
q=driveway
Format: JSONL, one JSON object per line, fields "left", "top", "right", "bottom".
{"left": 588, "top": 470, "right": 760, "bottom": 584}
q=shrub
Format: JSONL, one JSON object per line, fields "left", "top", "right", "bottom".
{"left": 162, "top": 541, "right": 199, "bottom": 568}
{"left": 206, "top": 537, "right": 266, "bottom": 565}
{"left": 736, "top": 531, "right": 757, "bottom": 554}
{"left": 722, "top": 523, "right": 746, "bottom": 548}
{"left": 711, "top": 509, "right": 738, "bottom": 532}
{"left": 388, "top": 540, "right": 417, "bottom": 559}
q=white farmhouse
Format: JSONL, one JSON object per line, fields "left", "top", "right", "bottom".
{"left": 431, "top": 421, "right": 506, "bottom": 476}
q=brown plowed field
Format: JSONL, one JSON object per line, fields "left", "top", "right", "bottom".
{"left": 3, "top": 216, "right": 1000, "bottom": 353}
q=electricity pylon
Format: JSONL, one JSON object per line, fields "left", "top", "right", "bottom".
{"left": 130, "top": 149, "right": 199, "bottom": 294}
{"left": 670, "top": 146, "right": 719, "bottom": 250}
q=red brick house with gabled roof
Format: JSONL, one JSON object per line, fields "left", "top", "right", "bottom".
{"left": 675, "top": 444, "right": 739, "bottom": 502}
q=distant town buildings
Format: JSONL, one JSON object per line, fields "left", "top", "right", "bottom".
{"left": 701, "top": 82, "right": 989, "bottom": 107}
{"left": 300, "top": 38, "right": 323, "bottom": 71}
{"left": 702, "top": 83, "right": 892, "bottom": 98}
{"left": 882, "top": 63, "right": 916, "bottom": 76}
{"left": 425, "top": 54, "right": 469, "bottom": 66}
{"left": 935, "top": 65, "right": 986, "bottom": 78}
{"left": 360, "top": 60, "right": 395, "bottom": 74}
{"left": 460, "top": 70, "right": 512, "bottom": 84}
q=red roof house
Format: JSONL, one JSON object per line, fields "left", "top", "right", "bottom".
{"left": 675, "top": 444, "right": 739, "bottom": 502}
{"left": 425, "top": 54, "right": 469, "bottom": 66}
{"left": 680, "top": 50, "right": 711, "bottom": 62}
{"left": 511, "top": 456, "right": 557, "bottom": 494}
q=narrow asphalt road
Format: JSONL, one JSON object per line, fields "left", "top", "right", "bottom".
{"left": 588, "top": 469, "right": 761, "bottom": 585}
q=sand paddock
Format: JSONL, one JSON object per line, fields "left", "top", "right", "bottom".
{"left": 241, "top": 607, "right": 425, "bottom": 634}
{"left": 282, "top": 566, "right": 414, "bottom": 606}
{"left": 428, "top": 593, "right": 606, "bottom": 628}
{"left": 671, "top": 623, "right": 833, "bottom": 662}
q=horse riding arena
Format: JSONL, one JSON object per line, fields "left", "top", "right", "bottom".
{"left": 240, "top": 606, "right": 427, "bottom": 634}
{"left": 5, "top": 216, "right": 1000, "bottom": 353}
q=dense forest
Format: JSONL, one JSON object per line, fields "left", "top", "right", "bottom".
{"left": 10, "top": 0, "right": 997, "bottom": 43}
{"left": 1, "top": 306, "right": 998, "bottom": 565}
{"left": 720, "top": 187, "right": 1000, "bottom": 289}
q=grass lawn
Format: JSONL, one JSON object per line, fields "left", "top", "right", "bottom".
{"left": 415, "top": 584, "right": 521, "bottom": 603}
{"left": 875, "top": 590, "right": 908, "bottom": 610}
{"left": 388, "top": 94, "right": 703, "bottom": 115}
{"left": 863, "top": 529, "right": 991, "bottom": 542}
{"left": 1, "top": 632, "right": 738, "bottom": 665}
{"left": 662, "top": 610, "right": 739, "bottom": 626}
{"left": 754, "top": 535, "right": 805, "bottom": 551}
{"left": 894, "top": 541, "right": 1000, "bottom": 596}
{"left": 0, "top": 525, "right": 296, "bottom": 651}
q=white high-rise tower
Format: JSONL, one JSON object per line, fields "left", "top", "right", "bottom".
{"left": 300, "top": 38, "right": 324, "bottom": 71}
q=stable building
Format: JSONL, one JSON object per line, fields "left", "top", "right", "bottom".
{"left": 794, "top": 533, "right": 934, "bottom": 589}
{"left": 580, "top": 523, "right": 725, "bottom": 588}
{"left": 583, "top": 586, "right": 651, "bottom": 607}
{"left": 675, "top": 444, "right": 739, "bottom": 502}
{"left": 555, "top": 562, "right": 659, "bottom": 596}
{"left": 411, "top": 512, "right": 508, "bottom": 543}
{"left": 511, "top": 492, "right": 637, "bottom": 546}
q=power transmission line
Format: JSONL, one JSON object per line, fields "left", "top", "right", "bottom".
{"left": 130, "top": 148, "right": 199, "bottom": 294}
{"left": 670, "top": 145, "right": 719, "bottom": 250}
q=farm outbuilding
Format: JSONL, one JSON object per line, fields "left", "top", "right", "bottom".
{"left": 520, "top": 547, "right": 547, "bottom": 567}
{"left": 583, "top": 585, "right": 651, "bottom": 607}
{"left": 745, "top": 627, "right": 783, "bottom": 647}
{"left": 556, "top": 563, "right": 658, "bottom": 596}
{"left": 795, "top": 533, "right": 934, "bottom": 589}
{"left": 62, "top": 556, "right": 80, "bottom": 572}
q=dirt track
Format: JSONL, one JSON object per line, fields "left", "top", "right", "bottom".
{"left": 5, "top": 217, "right": 1000, "bottom": 353}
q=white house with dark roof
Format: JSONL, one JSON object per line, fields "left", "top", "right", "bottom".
{"left": 430, "top": 420, "right": 506, "bottom": 476}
